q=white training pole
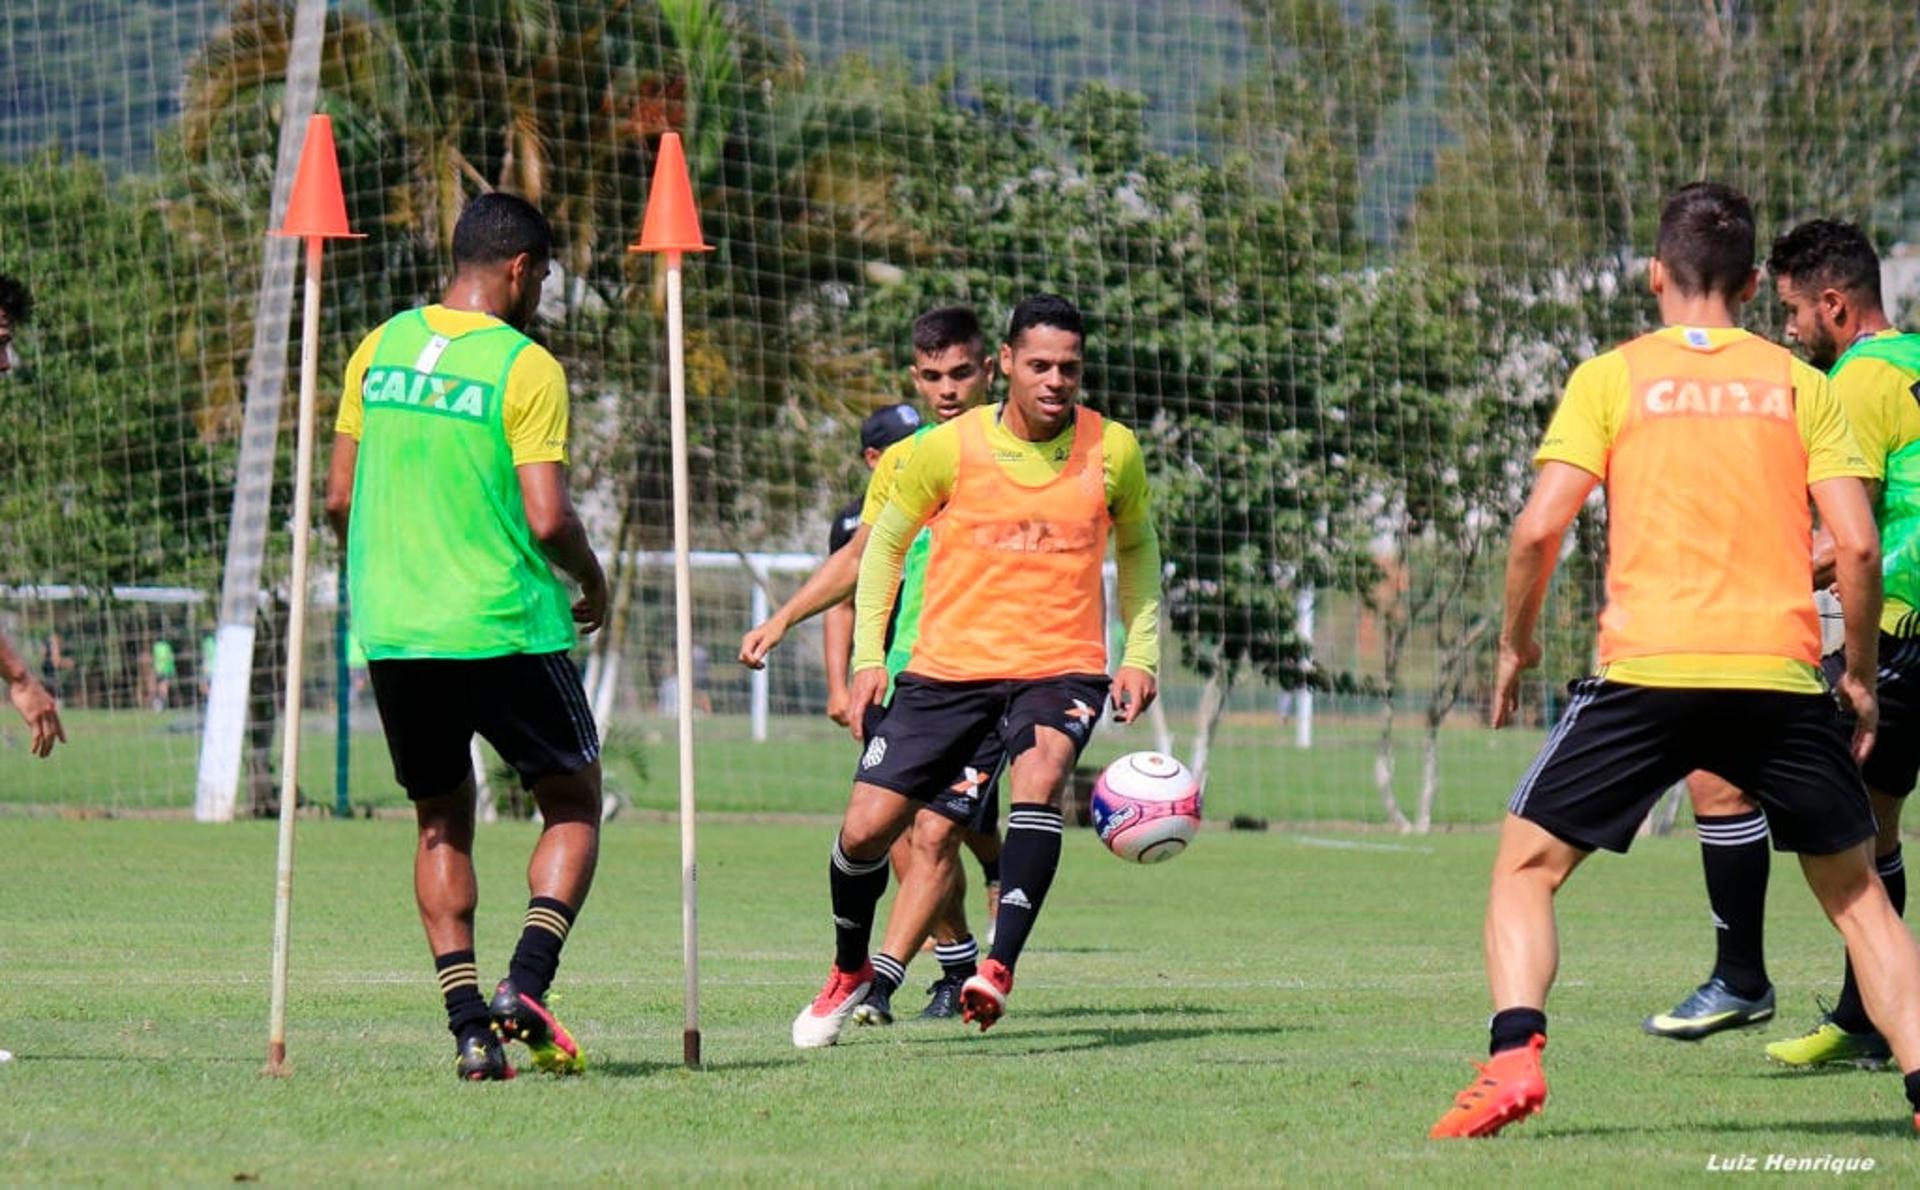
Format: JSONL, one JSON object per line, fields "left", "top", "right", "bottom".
{"left": 749, "top": 580, "right": 769, "bottom": 742}
{"left": 195, "top": 0, "right": 329, "bottom": 823}
{"left": 1294, "top": 585, "right": 1315, "bottom": 749}
{"left": 266, "top": 237, "right": 324, "bottom": 1074}
{"left": 666, "top": 251, "right": 702, "bottom": 1068}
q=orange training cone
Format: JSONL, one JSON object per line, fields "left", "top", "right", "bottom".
{"left": 273, "top": 114, "right": 363, "bottom": 239}
{"left": 630, "top": 132, "right": 711, "bottom": 254}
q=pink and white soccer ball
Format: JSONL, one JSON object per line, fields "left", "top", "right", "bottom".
{"left": 1090, "top": 751, "right": 1202, "bottom": 863}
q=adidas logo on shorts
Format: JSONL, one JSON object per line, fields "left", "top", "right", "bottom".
{"left": 861, "top": 736, "right": 888, "bottom": 770}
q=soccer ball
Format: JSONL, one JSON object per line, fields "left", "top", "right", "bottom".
{"left": 1089, "top": 751, "right": 1202, "bottom": 864}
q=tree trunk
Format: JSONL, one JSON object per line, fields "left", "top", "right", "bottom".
{"left": 1415, "top": 721, "right": 1441, "bottom": 834}
{"left": 245, "top": 599, "right": 288, "bottom": 818}
{"left": 587, "top": 494, "right": 640, "bottom": 737}
{"left": 1375, "top": 695, "right": 1411, "bottom": 832}
{"left": 1189, "top": 665, "right": 1232, "bottom": 791}
{"left": 1415, "top": 613, "right": 1490, "bottom": 834}
{"left": 1148, "top": 690, "right": 1175, "bottom": 758}
{"left": 1374, "top": 591, "right": 1414, "bottom": 832}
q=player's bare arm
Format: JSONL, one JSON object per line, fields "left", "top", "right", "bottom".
{"left": 821, "top": 600, "right": 855, "bottom": 726}
{"left": 0, "top": 629, "right": 64, "bottom": 758}
{"left": 324, "top": 434, "right": 359, "bottom": 541}
{"left": 1110, "top": 667, "right": 1156, "bottom": 723}
{"left": 1493, "top": 461, "right": 1599, "bottom": 728}
{"left": 739, "top": 526, "right": 866, "bottom": 669}
{"left": 1812, "top": 474, "right": 1884, "bottom": 761}
{"left": 1811, "top": 479, "right": 1881, "bottom": 589}
{"left": 518, "top": 460, "right": 607, "bottom": 634}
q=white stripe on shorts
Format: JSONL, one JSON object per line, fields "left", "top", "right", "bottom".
{"left": 543, "top": 653, "right": 599, "bottom": 761}
{"left": 1507, "top": 683, "right": 1597, "bottom": 818}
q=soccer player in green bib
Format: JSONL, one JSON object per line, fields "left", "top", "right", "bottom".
{"left": 325, "top": 194, "right": 609, "bottom": 1081}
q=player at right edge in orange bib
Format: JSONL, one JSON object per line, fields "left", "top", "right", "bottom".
{"left": 790, "top": 294, "right": 1163, "bottom": 1046}
{"left": 1429, "top": 184, "right": 1920, "bottom": 1139}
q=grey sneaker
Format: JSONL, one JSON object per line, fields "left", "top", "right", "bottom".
{"left": 919, "top": 976, "right": 964, "bottom": 1020}
{"left": 1642, "top": 977, "right": 1774, "bottom": 1040}
{"left": 851, "top": 984, "right": 894, "bottom": 1026}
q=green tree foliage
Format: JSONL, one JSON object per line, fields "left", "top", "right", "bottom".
{"left": 1406, "top": 2, "right": 1920, "bottom": 732}
{"left": 1413, "top": 1, "right": 1920, "bottom": 278}
{"left": 839, "top": 80, "right": 1363, "bottom": 701}
{"left": 0, "top": 154, "right": 230, "bottom": 588}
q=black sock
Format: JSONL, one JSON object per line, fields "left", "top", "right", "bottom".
{"left": 506, "top": 896, "right": 576, "bottom": 1004}
{"left": 987, "top": 805, "right": 1063, "bottom": 972}
{"left": 435, "top": 949, "right": 490, "bottom": 1042}
{"left": 1905, "top": 1068, "right": 1920, "bottom": 1114}
{"left": 1834, "top": 846, "right": 1904, "bottom": 1034}
{"left": 980, "top": 855, "right": 1001, "bottom": 885}
{"left": 1489, "top": 1008, "right": 1547, "bottom": 1056}
{"left": 1697, "top": 811, "right": 1771, "bottom": 999}
{"left": 935, "top": 935, "right": 979, "bottom": 983}
{"left": 870, "top": 952, "right": 906, "bottom": 998}
{"left": 829, "top": 836, "right": 890, "bottom": 972}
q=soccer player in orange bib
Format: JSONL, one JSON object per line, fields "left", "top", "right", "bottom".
{"left": 1429, "top": 184, "right": 1920, "bottom": 1138}
{"left": 790, "top": 294, "right": 1163, "bottom": 1045}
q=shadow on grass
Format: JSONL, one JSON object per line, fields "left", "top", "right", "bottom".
{"left": 15, "top": 1053, "right": 260, "bottom": 1066}
{"left": 1016, "top": 1003, "right": 1230, "bottom": 1021}
{"left": 1538, "top": 1116, "right": 1913, "bottom": 1140}
{"left": 593, "top": 1057, "right": 800, "bottom": 1078}
{"left": 911, "top": 1021, "right": 1305, "bottom": 1058}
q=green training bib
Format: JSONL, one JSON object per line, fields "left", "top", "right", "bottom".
{"left": 1833, "top": 333, "right": 1920, "bottom": 611}
{"left": 347, "top": 310, "right": 575, "bottom": 660}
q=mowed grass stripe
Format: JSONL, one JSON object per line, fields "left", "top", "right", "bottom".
{"left": 1, "top": 820, "right": 1915, "bottom": 1183}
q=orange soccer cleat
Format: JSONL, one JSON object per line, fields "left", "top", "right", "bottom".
{"left": 1428, "top": 1033, "right": 1548, "bottom": 1139}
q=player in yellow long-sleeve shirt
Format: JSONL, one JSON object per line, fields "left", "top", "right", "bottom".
{"left": 790, "top": 295, "right": 1163, "bottom": 1047}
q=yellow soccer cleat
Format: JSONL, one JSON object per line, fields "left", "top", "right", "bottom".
{"left": 1764, "top": 1013, "right": 1889, "bottom": 1069}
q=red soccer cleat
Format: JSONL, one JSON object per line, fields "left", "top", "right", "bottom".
{"left": 959, "top": 958, "right": 1014, "bottom": 1032}
{"left": 791, "top": 961, "right": 873, "bottom": 1049}
{"left": 1429, "top": 1034, "right": 1548, "bottom": 1139}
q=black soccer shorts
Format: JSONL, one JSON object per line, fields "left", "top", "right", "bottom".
{"left": 1507, "top": 678, "right": 1874, "bottom": 855}
{"left": 855, "top": 672, "right": 1112, "bottom": 826}
{"left": 368, "top": 651, "right": 599, "bottom": 800}
{"left": 1822, "top": 634, "right": 1920, "bottom": 798}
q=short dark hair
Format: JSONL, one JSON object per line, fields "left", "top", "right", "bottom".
{"left": 1655, "top": 183, "right": 1755, "bottom": 300}
{"left": 0, "top": 274, "right": 33, "bottom": 325}
{"left": 1767, "top": 219, "right": 1883, "bottom": 307}
{"left": 451, "top": 193, "right": 553, "bottom": 271}
{"left": 910, "top": 306, "right": 983, "bottom": 356}
{"left": 1006, "top": 293, "right": 1084, "bottom": 347}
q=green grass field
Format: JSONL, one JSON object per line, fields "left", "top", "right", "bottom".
{"left": 4, "top": 817, "right": 1917, "bottom": 1184}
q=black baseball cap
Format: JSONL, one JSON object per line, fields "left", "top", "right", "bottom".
{"left": 860, "top": 403, "right": 922, "bottom": 453}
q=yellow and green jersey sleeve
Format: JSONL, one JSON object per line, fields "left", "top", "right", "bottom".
{"left": 335, "top": 327, "right": 381, "bottom": 439}
{"left": 1832, "top": 333, "right": 1920, "bottom": 483}
{"left": 1832, "top": 333, "right": 1920, "bottom": 633}
{"left": 500, "top": 345, "right": 569, "bottom": 466}
{"left": 859, "top": 435, "right": 916, "bottom": 525}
